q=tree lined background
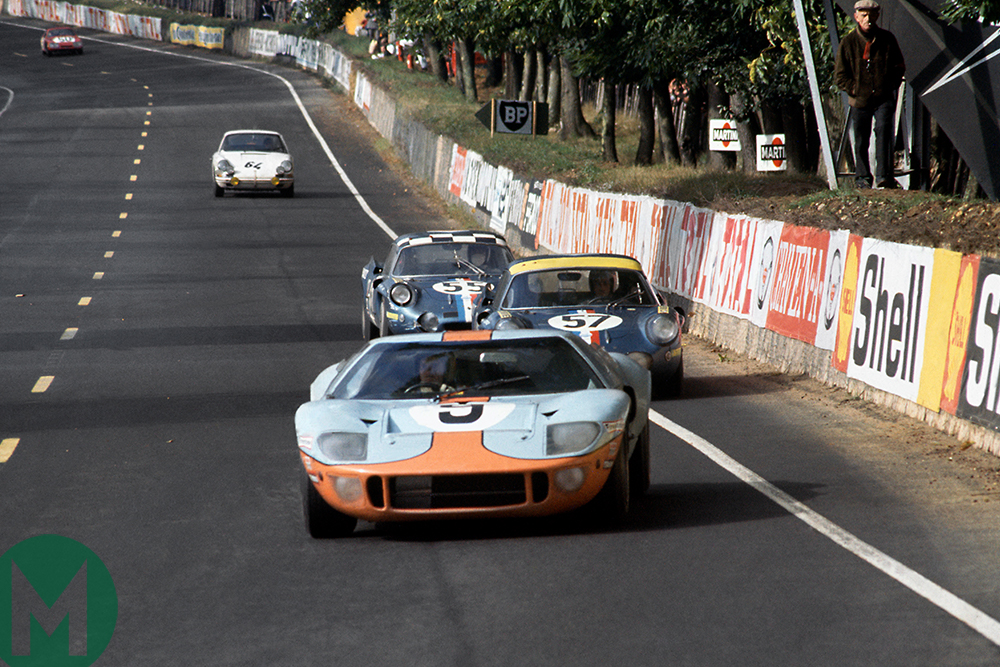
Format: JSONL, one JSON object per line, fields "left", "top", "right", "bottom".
{"left": 141, "top": 0, "right": 1000, "bottom": 197}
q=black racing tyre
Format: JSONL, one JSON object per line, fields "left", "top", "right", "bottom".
{"left": 663, "top": 358, "right": 684, "bottom": 399}
{"left": 379, "top": 303, "right": 391, "bottom": 336}
{"left": 362, "top": 305, "right": 379, "bottom": 341}
{"left": 629, "top": 423, "right": 651, "bottom": 499}
{"left": 282, "top": 184, "right": 294, "bottom": 198}
{"left": 214, "top": 184, "right": 224, "bottom": 197}
{"left": 588, "top": 437, "right": 630, "bottom": 525}
{"left": 301, "top": 472, "right": 357, "bottom": 538}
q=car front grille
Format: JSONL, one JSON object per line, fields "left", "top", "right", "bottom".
{"left": 388, "top": 473, "right": 535, "bottom": 509}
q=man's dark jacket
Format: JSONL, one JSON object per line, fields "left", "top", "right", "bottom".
{"left": 835, "top": 26, "right": 906, "bottom": 108}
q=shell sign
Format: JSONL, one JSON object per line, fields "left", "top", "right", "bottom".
{"left": 756, "top": 134, "right": 787, "bottom": 172}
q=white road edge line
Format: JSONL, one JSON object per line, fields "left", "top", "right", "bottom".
{"left": 650, "top": 409, "right": 1000, "bottom": 647}
{"left": 2, "top": 22, "right": 398, "bottom": 240}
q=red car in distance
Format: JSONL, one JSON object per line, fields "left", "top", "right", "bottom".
{"left": 41, "top": 27, "right": 83, "bottom": 56}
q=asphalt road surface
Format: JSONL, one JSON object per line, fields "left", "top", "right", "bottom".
{"left": 2, "top": 18, "right": 1000, "bottom": 666}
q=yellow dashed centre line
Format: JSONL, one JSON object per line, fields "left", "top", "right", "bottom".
{"left": 32, "top": 376, "right": 54, "bottom": 393}
{"left": 0, "top": 439, "right": 19, "bottom": 463}
{"left": 11, "top": 83, "right": 153, "bottom": 457}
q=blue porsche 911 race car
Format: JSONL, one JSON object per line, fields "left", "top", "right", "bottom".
{"left": 474, "top": 254, "right": 684, "bottom": 397}
{"left": 361, "top": 231, "right": 514, "bottom": 338}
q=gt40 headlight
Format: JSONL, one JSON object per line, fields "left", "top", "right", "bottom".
{"left": 547, "top": 422, "right": 601, "bottom": 456}
{"left": 276, "top": 160, "right": 293, "bottom": 175}
{"left": 215, "top": 159, "right": 234, "bottom": 174}
{"left": 646, "top": 313, "right": 680, "bottom": 346}
{"left": 390, "top": 282, "right": 414, "bottom": 307}
{"left": 316, "top": 432, "right": 367, "bottom": 462}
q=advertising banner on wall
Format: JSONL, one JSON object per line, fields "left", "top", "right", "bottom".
{"left": 489, "top": 166, "right": 513, "bottom": 233}
{"left": 654, "top": 204, "right": 714, "bottom": 300}
{"left": 835, "top": 238, "right": 935, "bottom": 403}
{"left": 814, "top": 230, "right": 851, "bottom": 351}
{"left": 939, "top": 254, "right": 979, "bottom": 415}
{"left": 748, "top": 219, "right": 785, "bottom": 329}
{"left": 956, "top": 256, "right": 1000, "bottom": 429}
{"left": 169, "top": 24, "right": 224, "bottom": 49}
{"left": 448, "top": 145, "right": 467, "bottom": 198}
{"left": 695, "top": 213, "right": 761, "bottom": 318}
{"left": 764, "top": 224, "right": 832, "bottom": 344}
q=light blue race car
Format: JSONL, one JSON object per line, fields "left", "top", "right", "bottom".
{"left": 361, "top": 231, "right": 514, "bottom": 338}
{"left": 296, "top": 329, "right": 651, "bottom": 537}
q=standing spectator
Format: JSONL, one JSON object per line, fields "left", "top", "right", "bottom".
{"left": 835, "top": 0, "right": 906, "bottom": 189}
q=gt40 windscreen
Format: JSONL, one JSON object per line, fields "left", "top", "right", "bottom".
{"left": 331, "top": 339, "right": 601, "bottom": 399}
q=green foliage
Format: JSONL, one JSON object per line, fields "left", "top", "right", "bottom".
{"left": 941, "top": 0, "right": 1000, "bottom": 23}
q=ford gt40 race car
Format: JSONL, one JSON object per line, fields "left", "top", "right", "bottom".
{"left": 41, "top": 27, "right": 83, "bottom": 56}
{"left": 361, "top": 231, "right": 514, "bottom": 338}
{"left": 211, "top": 130, "right": 294, "bottom": 197}
{"left": 296, "top": 329, "right": 651, "bottom": 537}
{"left": 474, "top": 254, "right": 684, "bottom": 397}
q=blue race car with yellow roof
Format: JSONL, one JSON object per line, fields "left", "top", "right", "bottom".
{"left": 361, "top": 231, "right": 514, "bottom": 338}
{"left": 474, "top": 254, "right": 683, "bottom": 397}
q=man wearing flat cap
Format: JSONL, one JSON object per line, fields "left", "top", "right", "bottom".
{"left": 835, "top": 0, "right": 906, "bottom": 189}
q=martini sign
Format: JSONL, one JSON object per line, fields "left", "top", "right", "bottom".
{"left": 756, "top": 134, "right": 787, "bottom": 172}
{"left": 709, "top": 119, "right": 741, "bottom": 152}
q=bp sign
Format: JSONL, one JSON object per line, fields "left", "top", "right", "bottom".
{"left": 1, "top": 535, "right": 117, "bottom": 666}
{"left": 475, "top": 100, "right": 549, "bottom": 136}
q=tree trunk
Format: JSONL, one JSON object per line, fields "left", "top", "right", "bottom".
{"left": 678, "top": 84, "right": 705, "bottom": 167}
{"left": 706, "top": 81, "right": 735, "bottom": 170}
{"left": 730, "top": 90, "right": 761, "bottom": 174}
{"left": 546, "top": 54, "right": 561, "bottom": 128}
{"left": 457, "top": 38, "right": 477, "bottom": 103}
{"left": 780, "top": 99, "right": 809, "bottom": 174}
{"left": 519, "top": 49, "right": 536, "bottom": 101}
{"left": 558, "top": 55, "right": 594, "bottom": 140}
{"left": 635, "top": 86, "right": 655, "bottom": 165}
{"left": 423, "top": 37, "right": 448, "bottom": 83}
{"left": 535, "top": 49, "right": 548, "bottom": 103}
{"left": 653, "top": 79, "right": 681, "bottom": 166}
{"left": 602, "top": 81, "right": 618, "bottom": 163}
{"left": 503, "top": 50, "right": 520, "bottom": 100}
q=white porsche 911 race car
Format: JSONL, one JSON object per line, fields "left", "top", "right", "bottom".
{"left": 211, "top": 130, "right": 294, "bottom": 198}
